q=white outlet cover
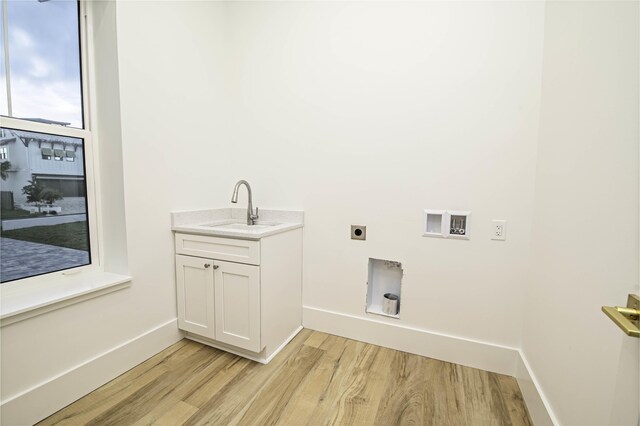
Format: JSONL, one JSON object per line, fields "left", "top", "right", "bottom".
{"left": 491, "top": 220, "right": 507, "bottom": 241}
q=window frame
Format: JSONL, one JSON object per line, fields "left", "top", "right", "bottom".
{"left": 40, "top": 147, "right": 53, "bottom": 160}
{"left": 0, "top": 1, "right": 101, "bottom": 284}
{"left": 0, "top": 1, "right": 132, "bottom": 327}
{"left": 53, "top": 148, "right": 65, "bottom": 161}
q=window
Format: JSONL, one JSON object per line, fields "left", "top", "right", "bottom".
{"left": 0, "top": 1, "right": 95, "bottom": 284}
{"left": 41, "top": 147, "right": 52, "bottom": 160}
{"left": 1, "top": 0, "right": 83, "bottom": 127}
{"left": 0, "top": 146, "right": 7, "bottom": 160}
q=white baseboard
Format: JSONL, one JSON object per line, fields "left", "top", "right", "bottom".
{"left": 1, "top": 319, "right": 183, "bottom": 426}
{"left": 303, "top": 305, "right": 518, "bottom": 375}
{"left": 516, "top": 351, "right": 559, "bottom": 426}
{"left": 263, "top": 325, "right": 303, "bottom": 364}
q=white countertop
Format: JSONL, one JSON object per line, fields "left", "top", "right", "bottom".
{"left": 171, "top": 208, "right": 303, "bottom": 240}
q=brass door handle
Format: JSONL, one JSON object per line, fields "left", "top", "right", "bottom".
{"left": 602, "top": 294, "right": 640, "bottom": 338}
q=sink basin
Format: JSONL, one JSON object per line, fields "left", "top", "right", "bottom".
{"left": 202, "top": 221, "right": 281, "bottom": 231}
{"left": 171, "top": 208, "right": 303, "bottom": 240}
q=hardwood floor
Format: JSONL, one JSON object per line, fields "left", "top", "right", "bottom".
{"left": 38, "top": 330, "right": 532, "bottom": 426}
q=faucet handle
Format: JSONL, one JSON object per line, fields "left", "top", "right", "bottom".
{"left": 253, "top": 207, "right": 259, "bottom": 219}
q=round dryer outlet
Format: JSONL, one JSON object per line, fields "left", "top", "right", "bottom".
{"left": 351, "top": 225, "right": 366, "bottom": 240}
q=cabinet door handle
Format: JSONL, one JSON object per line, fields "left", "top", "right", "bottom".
{"left": 213, "top": 265, "right": 219, "bottom": 270}
{"left": 204, "top": 263, "right": 211, "bottom": 268}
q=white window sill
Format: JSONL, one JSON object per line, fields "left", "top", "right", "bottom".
{"left": 0, "top": 270, "right": 131, "bottom": 327}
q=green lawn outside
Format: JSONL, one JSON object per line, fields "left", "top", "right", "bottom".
{"left": 2, "top": 221, "right": 89, "bottom": 251}
{"left": 0, "top": 208, "right": 44, "bottom": 220}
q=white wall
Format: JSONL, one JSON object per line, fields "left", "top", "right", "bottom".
{"left": 105, "top": 0, "right": 546, "bottom": 357}
{"left": 114, "top": 2, "right": 230, "bottom": 324}
{"left": 0, "top": 3, "right": 186, "bottom": 424}
{"left": 522, "top": 2, "right": 639, "bottom": 425}
{"left": 91, "top": 0, "right": 129, "bottom": 274}
{"left": 2, "top": 3, "right": 232, "bottom": 421}
{"left": 223, "top": 1, "right": 545, "bottom": 348}
{"left": 8, "top": 1, "right": 633, "bottom": 424}
{"left": 114, "top": 0, "right": 546, "bottom": 360}
{"left": 1, "top": 2, "right": 545, "bottom": 415}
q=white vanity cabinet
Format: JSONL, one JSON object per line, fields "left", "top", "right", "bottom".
{"left": 214, "top": 260, "right": 261, "bottom": 352}
{"left": 176, "top": 254, "right": 260, "bottom": 351}
{"left": 173, "top": 227, "right": 302, "bottom": 363}
{"left": 175, "top": 254, "right": 216, "bottom": 339}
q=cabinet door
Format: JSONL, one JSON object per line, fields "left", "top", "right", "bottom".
{"left": 176, "top": 254, "right": 215, "bottom": 339}
{"left": 214, "top": 260, "right": 261, "bottom": 352}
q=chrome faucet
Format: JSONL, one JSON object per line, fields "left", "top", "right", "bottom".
{"left": 231, "top": 180, "right": 259, "bottom": 225}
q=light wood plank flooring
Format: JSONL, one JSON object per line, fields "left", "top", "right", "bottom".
{"left": 39, "top": 329, "right": 532, "bottom": 426}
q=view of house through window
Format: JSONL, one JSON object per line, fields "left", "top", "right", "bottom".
{"left": 0, "top": 128, "right": 90, "bottom": 282}
{"left": 0, "top": 0, "right": 91, "bottom": 283}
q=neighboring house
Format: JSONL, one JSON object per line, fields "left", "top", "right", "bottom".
{"left": 0, "top": 126, "right": 86, "bottom": 212}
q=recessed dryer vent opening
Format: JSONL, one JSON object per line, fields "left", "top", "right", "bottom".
{"left": 366, "top": 258, "right": 403, "bottom": 319}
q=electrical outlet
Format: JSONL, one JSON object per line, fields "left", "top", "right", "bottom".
{"left": 491, "top": 220, "right": 506, "bottom": 241}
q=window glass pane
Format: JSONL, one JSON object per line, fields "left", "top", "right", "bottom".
{"left": 3, "top": 0, "right": 83, "bottom": 128}
{"left": 0, "top": 127, "right": 90, "bottom": 283}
